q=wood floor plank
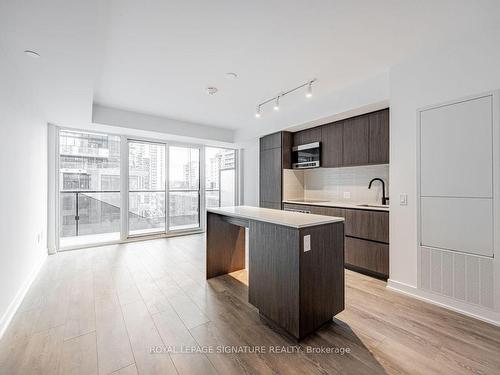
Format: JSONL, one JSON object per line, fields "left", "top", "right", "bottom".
{"left": 94, "top": 293, "right": 135, "bottom": 375}
{"left": 152, "top": 304, "right": 218, "bottom": 375}
{"left": 59, "top": 331, "right": 98, "bottom": 375}
{"left": 189, "top": 321, "right": 273, "bottom": 375}
{"left": 167, "top": 292, "right": 209, "bottom": 330}
{"left": 121, "top": 300, "right": 177, "bottom": 375}
{"left": 110, "top": 363, "right": 138, "bottom": 375}
{"left": 63, "top": 271, "right": 95, "bottom": 341}
{"left": 18, "top": 325, "right": 65, "bottom": 375}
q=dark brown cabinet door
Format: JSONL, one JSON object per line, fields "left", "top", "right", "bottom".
{"left": 321, "top": 122, "right": 343, "bottom": 168}
{"left": 260, "top": 132, "right": 281, "bottom": 151}
{"left": 281, "top": 131, "right": 293, "bottom": 169}
{"left": 259, "top": 147, "right": 281, "bottom": 205}
{"left": 345, "top": 237, "right": 389, "bottom": 278}
{"left": 369, "top": 109, "right": 389, "bottom": 164}
{"left": 293, "top": 127, "right": 322, "bottom": 146}
{"left": 344, "top": 209, "right": 389, "bottom": 243}
{"left": 343, "top": 115, "right": 369, "bottom": 166}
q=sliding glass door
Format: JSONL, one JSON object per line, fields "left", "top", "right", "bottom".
{"left": 127, "top": 141, "right": 201, "bottom": 236}
{"left": 205, "top": 147, "right": 236, "bottom": 207}
{"left": 57, "top": 129, "right": 235, "bottom": 249}
{"left": 128, "top": 141, "right": 166, "bottom": 236}
{"left": 168, "top": 146, "right": 201, "bottom": 231}
{"left": 59, "top": 130, "right": 121, "bottom": 248}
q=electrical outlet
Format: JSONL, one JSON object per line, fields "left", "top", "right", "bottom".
{"left": 304, "top": 235, "right": 311, "bottom": 252}
{"left": 400, "top": 193, "right": 408, "bottom": 206}
{"left": 343, "top": 191, "right": 351, "bottom": 199}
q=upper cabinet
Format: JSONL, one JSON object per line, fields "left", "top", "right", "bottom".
{"left": 334, "top": 109, "right": 390, "bottom": 167}
{"left": 292, "top": 127, "right": 322, "bottom": 147}
{"left": 260, "top": 132, "right": 281, "bottom": 151}
{"left": 343, "top": 115, "right": 370, "bottom": 166}
{"left": 368, "top": 109, "right": 389, "bottom": 164}
{"left": 321, "top": 122, "right": 343, "bottom": 168}
{"left": 260, "top": 109, "right": 389, "bottom": 197}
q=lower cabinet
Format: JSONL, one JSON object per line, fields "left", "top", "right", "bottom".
{"left": 283, "top": 203, "right": 389, "bottom": 279}
{"left": 344, "top": 237, "right": 389, "bottom": 279}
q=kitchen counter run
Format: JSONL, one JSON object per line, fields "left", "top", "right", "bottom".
{"left": 207, "top": 205, "right": 344, "bottom": 228}
{"left": 283, "top": 200, "right": 389, "bottom": 212}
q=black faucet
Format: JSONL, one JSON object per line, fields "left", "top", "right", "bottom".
{"left": 368, "top": 178, "right": 388, "bottom": 205}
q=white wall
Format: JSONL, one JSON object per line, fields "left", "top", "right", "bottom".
{"left": 389, "top": 27, "right": 500, "bottom": 324}
{"left": 93, "top": 104, "right": 235, "bottom": 143}
{"left": 0, "top": 52, "right": 48, "bottom": 337}
{"left": 237, "top": 138, "right": 259, "bottom": 206}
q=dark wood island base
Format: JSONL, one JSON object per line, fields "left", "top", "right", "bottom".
{"left": 206, "top": 207, "right": 345, "bottom": 340}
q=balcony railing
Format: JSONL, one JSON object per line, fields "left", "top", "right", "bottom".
{"left": 60, "top": 189, "right": 205, "bottom": 238}
{"left": 61, "top": 190, "right": 122, "bottom": 237}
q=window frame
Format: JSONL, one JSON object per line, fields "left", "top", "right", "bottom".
{"left": 51, "top": 126, "right": 239, "bottom": 251}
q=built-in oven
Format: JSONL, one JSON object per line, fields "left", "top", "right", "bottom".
{"left": 292, "top": 142, "right": 320, "bottom": 169}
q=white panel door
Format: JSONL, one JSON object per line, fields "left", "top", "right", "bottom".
{"left": 420, "top": 96, "right": 493, "bottom": 198}
{"left": 421, "top": 197, "right": 493, "bottom": 257}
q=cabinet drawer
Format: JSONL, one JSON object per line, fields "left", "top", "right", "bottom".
{"left": 310, "top": 206, "right": 345, "bottom": 218}
{"left": 283, "top": 203, "right": 313, "bottom": 212}
{"left": 345, "top": 209, "right": 389, "bottom": 243}
{"left": 345, "top": 237, "right": 388, "bottom": 278}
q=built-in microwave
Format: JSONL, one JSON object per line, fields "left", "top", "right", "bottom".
{"left": 292, "top": 142, "right": 321, "bottom": 169}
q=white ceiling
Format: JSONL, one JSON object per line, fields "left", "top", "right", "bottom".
{"left": 2, "top": 0, "right": 499, "bottom": 139}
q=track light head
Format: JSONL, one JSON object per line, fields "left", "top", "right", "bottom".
{"left": 255, "top": 106, "right": 261, "bottom": 118}
{"left": 306, "top": 81, "right": 313, "bottom": 98}
{"left": 273, "top": 96, "right": 280, "bottom": 111}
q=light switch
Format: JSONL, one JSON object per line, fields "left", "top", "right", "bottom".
{"left": 343, "top": 191, "right": 351, "bottom": 199}
{"left": 304, "top": 235, "right": 311, "bottom": 252}
{"left": 400, "top": 193, "right": 408, "bottom": 206}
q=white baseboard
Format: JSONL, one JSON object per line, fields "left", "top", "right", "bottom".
{"left": 0, "top": 251, "right": 47, "bottom": 340}
{"left": 387, "top": 279, "right": 500, "bottom": 327}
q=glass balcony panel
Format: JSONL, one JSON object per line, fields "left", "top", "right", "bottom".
{"left": 128, "top": 191, "right": 166, "bottom": 235}
{"left": 168, "top": 191, "right": 199, "bottom": 230}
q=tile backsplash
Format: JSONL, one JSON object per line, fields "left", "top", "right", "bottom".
{"left": 283, "top": 165, "right": 389, "bottom": 204}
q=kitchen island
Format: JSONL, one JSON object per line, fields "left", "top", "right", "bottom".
{"left": 206, "top": 206, "right": 345, "bottom": 340}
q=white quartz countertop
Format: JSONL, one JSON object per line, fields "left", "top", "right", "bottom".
{"left": 207, "top": 206, "right": 344, "bottom": 229}
{"left": 283, "top": 200, "right": 390, "bottom": 212}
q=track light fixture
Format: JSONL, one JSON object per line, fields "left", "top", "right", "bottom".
{"left": 273, "top": 96, "right": 280, "bottom": 111}
{"left": 255, "top": 105, "right": 261, "bottom": 118}
{"left": 306, "top": 81, "right": 313, "bottom": 98}
{"left": 254, "top": 79, "right": 316, "bottom": 118}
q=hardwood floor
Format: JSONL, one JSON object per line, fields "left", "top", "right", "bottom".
{"left": 1, "top": 234, "right": 499, "bottom": 374}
